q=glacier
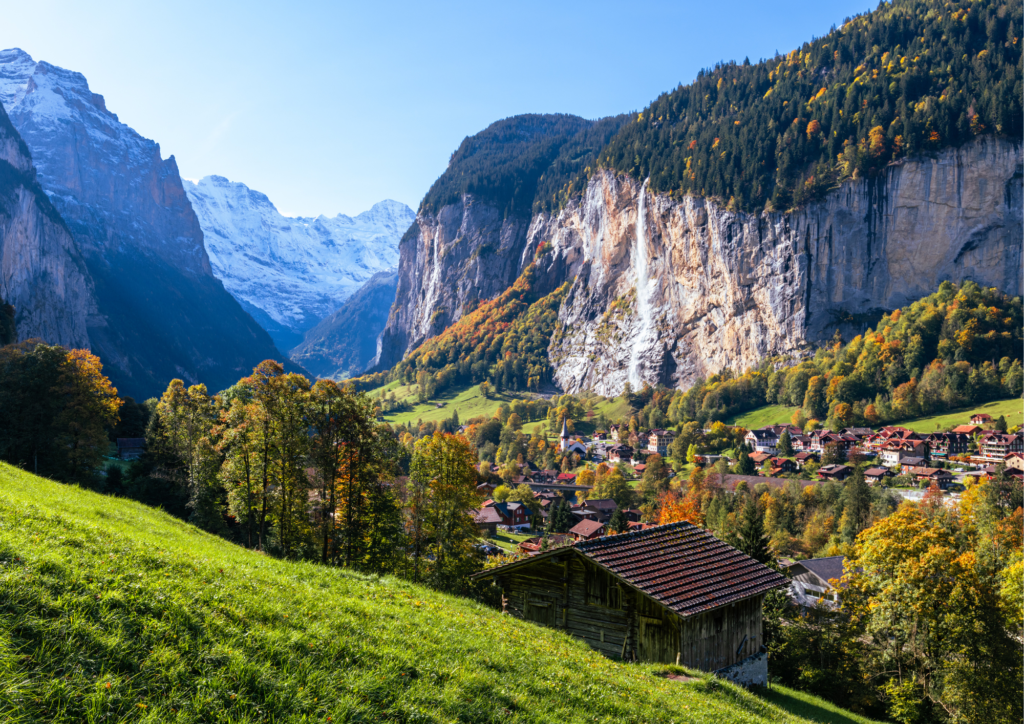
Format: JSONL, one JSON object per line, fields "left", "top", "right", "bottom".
{"left": 182, "top": 175, "right": 414, "bottom": 351}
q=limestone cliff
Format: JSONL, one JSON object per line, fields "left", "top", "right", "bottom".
{"left": 0, "top": 102, "right": 92, "bottom": 348}
{"left": 381, "top": 137, "right": 1022, "bottom": 394}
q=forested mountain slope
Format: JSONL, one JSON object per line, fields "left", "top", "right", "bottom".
{"left": 0, "top": 463, "right": 878, "bottom": 724}
{"left": 375, "top": 0, "right": 1022, "bottom": 395}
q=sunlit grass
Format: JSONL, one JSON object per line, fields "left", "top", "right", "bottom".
{"left": 0, "top": 463, "right": 879, "bottom": 722}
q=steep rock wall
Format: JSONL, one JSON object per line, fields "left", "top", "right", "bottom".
{"left": 0, "top": 105, "right": 92, "bottom": 348}
{"left": 376, "top": 137, "right": 1022, "bottom": 395}
{"left": 543, "top": 137, "right": 1022, "bottom": 394}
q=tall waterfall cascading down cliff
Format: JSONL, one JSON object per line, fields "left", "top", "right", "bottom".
{"left": 380, "top": 137, "right": 1022, "bottom": 395}
{"left": 627, "top": 179, "right": 655, "bottom": 389}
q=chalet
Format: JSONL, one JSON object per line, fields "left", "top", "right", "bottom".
{"left": 647, "top": 429, "right": 677, "bottom": 456}
{"left": 951, "top": 424, "right": 983, "bottom": 435}
{"left": 979, "top": 433, "right": 1024, "bottom": 461}
{"left": 1005, "top": 452, "right": 1024, "bottom": 472}
{"left": 475, "top": 481, "right": 499, "bottom": 496}
{"left": 793, "top": 451, "right": 819, "bottom": 469}
{"left": 785, "top": 556, "right": 847, "bottom": 608}
{"left": 484, "top": 501, "right": 531, "bottom": 528}
{"left": 556, "top": 472, "right": 577, "bottom": 484}
{"left": 745, "top": 428, "right": 779, "bottom": 454}
{"left": 607, "top": 444, "right": 634, "bottom": 463}
{"left": 863, "top": 467, "right": 893, "bottom": 485}
{"left": 900, "top": 456, "right": 927, "bottom": 468}
{"left": 866, "top": 426, "right": 919, "bottom": 451}
{"left": 818, "top": 464, "right": 852, "bottom": 481}
{"left": 116, "top": 438, "right": 146, "bottom": 460}
{"left": 926, "top": 432, "right": 971, "bottom": 459}
{"left": 790, "top": 435, "right": 811, "bottom": 452}
{"left": 970, "top": 413, "right": 994, "bottom": 425}
{"left": 473, "top": 522, "right": 788, "bottom": 685}
{"left": 767, "top": 457, "right": 797, "bottom": 476}
{"left": 840, "top": 427, "right": 874, "bottom": 440}
{"left": 632, "top": 463, "right": 647, "bottom": 475}
{"left": 584, "top": 498, "right": 619, "bottom": 524}
{"left": 568, "top": 519, "right": 606, "bottom": 541}
{"left": 473, "top": 507, "right": 503, "bottom": 536}
{"left": 906, "top": 466, "right": 954, "bottom": 489}
{"left": 749, "top": 451, "right": 772, "bottom": 466}
{"left": 609, "top": 425, "right": 622, "bottom": 442}
{"left": 880, "top": 440, "right": 928, "bottom": 468}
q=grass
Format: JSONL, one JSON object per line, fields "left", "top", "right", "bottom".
{"left": 0, "top": 463, "right": 883, "bottom": 724}
{"left": 725, "top": 405, "right": 800, "bottom": 429}
{"left": 895, "top": 397, "right": 1023, "bottom": 433}
{"left": 484, "top": 531, "right": 534, "bottom": 553}
{"left": 760, "top": 686, "right": 881, "bottom": 724}
{"left": 373, "top": 383, "right": 538, "bottom": 428}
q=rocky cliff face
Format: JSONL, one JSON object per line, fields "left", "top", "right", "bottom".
{"left": 0, "top": 102, "right": 92, "bottom": 348}
{"left": 0, "top": 49, "right": 288, "bottom": 399}
{"left": 382, "top": 137, "right": 1022, "bottom": 394}
{"left": 183, "top": 175, "right": 412, "bottom": 351}
{"left": 376, "top": 199, "right": 534, "bottom": 369}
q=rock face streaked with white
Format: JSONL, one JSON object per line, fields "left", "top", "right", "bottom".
{"left": 182, "top": 175, "right": 412, "bottom": 350}
{"left": 380, "top": 137, "right": 1023, "bottom": 395}
{"left": 0, "top": 48, "right": 286, "bottom": 399}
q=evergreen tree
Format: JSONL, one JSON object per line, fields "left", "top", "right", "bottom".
{"left": 777, "top": 430, "right": 793, "bottom": 457}
{"left": 840, "top": 467, "right": 871, "bottom": 544}
{"left": 608, "top": 508, "right": 629, "bottom": 534}
{"left": 736, "top": 447, "right": 755, "bottom": 475}
{"left": 736, "top": 496, "right": 773, "bottom": 565}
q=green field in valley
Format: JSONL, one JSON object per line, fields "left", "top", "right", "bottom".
{"left": 896, "top": 397, "right": 1023, "bottom": 433}
{"left": 0, "top": 463, "right": 882, "bottom": 723}
{"left": 725, "top": 405, "right": 801, "bottom": 430}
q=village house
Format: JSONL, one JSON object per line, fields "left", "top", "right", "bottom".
{"left": 116, "top": 438, "right": 146, "bottom": 461}
{"left": 607, "top": 444, "right": 634, "bottom": 463}
{"left": 583, "top": 498, "right": 620, "bottom": 524}
{"left": 749, "top": 451, "right": 773, "bottom": 466}
{"left": 1004, "top": 452, "right": 1024, "bottom": 473}
{"left": 905, "top": 466, "right": 955, "bottom": 489}
{"left": 609, "top": 424, "right": 622, "bottom": 442}
{"left": 647, "top": 429, "right": 677, "bottom": 456}
{"left": 818, "top": 464, "right": 852, "bottom": 481}
{"left": 473, "top": 507, "right": 503, "bottom": 536}
{"left": 483, "top": 500, "right": 531, "bottom": 528}
{"left": 863, "top": 467, "right": 894, "bottom": 485}
{"left": 472, "top": 522, "right": 788, "bottom": 685}
{"left": 745, "top": 428, "right": 779, "bottom": 454}
{"left": 926, "top": 432, "right": 971, "bottom": 459}
{"left": 784, "top": 556, "right": 847, "bottom": 609}
{"left": 518, "top": 534, "right": 571, "bottom": 555}
{"left": 970, "top": 413, "right": 994, "bottom": 425}
{"left": 951, "top": 424, "right": 983, "bottom": 436}
{"left": 880, "top": 439, "right": 929, "bottom": 468}
{"left": 793, "top": 451, "right": 819, "bottom": 469}
{"left": 767, "top": 457, "right": 797, "bottom": 476}
{"left": 568, "top": 519, "right": 606, "bottom": 541}
{"left": 979, "top": 432, "right": 1024, "bottom": 462}
{"left": 790, "top": 434, "right": 811, "bottom": 452}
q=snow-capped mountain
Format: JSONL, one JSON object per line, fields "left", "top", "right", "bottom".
{"left": 182, "top": 175, "right": 414, "bottom": 350}
{"left": 0, "top": 48, "right": 287, "bottom": 399}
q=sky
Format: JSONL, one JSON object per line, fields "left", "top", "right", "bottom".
{"left": 2, "top": 0, "right": 875, "bottom": 217}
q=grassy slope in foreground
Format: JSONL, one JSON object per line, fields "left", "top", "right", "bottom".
{"left": 0, "top": 464, "right": 882, "bottom": 724}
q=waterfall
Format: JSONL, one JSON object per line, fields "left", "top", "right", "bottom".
{"left": 627, "top": 179, "right": 655, "bottom": 388}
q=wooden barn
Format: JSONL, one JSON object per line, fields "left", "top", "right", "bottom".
{"left": 473, "top": 522, "right": 787, "bottom": 685}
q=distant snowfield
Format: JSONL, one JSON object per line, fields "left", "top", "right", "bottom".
{"left": 183, "top": 175, "right": 414, "bottom": 349}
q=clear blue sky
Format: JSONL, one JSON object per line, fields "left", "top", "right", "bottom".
{"left": 3, "top": 0, "right": 874, "bottom": 217}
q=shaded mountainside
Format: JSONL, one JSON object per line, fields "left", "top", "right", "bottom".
{"left": 184, "top": 175, "right": 413, "bottom": 351}
{"left": 376, "top": 0, "right": 1023, "bottom": 394}
{"left": 0, "top": 49, "right": 290, "bottom": 399}
{"left": 290, "top": 269, "right": 398, "bottom": 379}
{"left": 0, "top": 102, "right": 92, "bottom": 348}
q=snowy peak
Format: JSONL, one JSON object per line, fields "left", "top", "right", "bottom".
{"left": 182, "top": 175, "right": 414, "bottom": 351}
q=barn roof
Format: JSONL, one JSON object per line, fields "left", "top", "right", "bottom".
{"left": 475, "top": 521, "right": 787, "bottom": 618}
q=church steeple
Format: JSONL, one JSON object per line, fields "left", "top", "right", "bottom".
{"left": 560, "top": 417, "right": 569, "bottom": 439}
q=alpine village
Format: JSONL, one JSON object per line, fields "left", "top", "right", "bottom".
{"left": 0, "top": 1, "right": 1021, "bottom": 723}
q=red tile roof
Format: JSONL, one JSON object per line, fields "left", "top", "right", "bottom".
{"left": 569, "top": 519, "right": 605, "bottom": 538}
{"left": 575, "top": 522, "right": 787, "bottom": 618}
